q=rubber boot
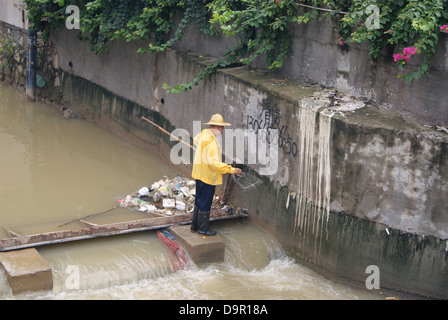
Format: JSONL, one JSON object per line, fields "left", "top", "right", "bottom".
{"left": 198, "top": 210, "right": 216, "bottom": 236}
{"left": 190, "top": 206, "right": 199, "bottom": 232}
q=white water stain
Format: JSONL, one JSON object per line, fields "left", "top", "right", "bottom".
{"left": 292, "top": 99, "right": 332, "bottom": 260}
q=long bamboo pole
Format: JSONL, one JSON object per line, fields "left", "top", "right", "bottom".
{"left": 58, "top": 206, "right": 120, "bottom": 227}
{"left": 141, "top": 116, "right": 196, "bottom": 151}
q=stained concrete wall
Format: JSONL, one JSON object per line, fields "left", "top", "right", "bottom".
{"left": 1, "top": 21, "right": 448, "bottom": 298}
{"left": 279, "top": 13, "right": 448, "bottom": 128}
{"left": 174, "top": 11, "right": 448, "bottom": 128}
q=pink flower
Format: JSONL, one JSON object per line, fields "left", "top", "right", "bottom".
{"left": 402, "top": 47, "right": 418, "bottom": 56}
{"left": 441, "top": 25, "right": 448, "bottom": 32}
{"left": 393, "top": 47, "right": 419, "bottom": 63}
{"left": 409, "top": 47, "right": 418, "bottom": 54}
{"left": 388, "top": 30, "right": 392, "bottom": 34}
{"left": 338, "top": 37, "right": 343, "bottom": 46}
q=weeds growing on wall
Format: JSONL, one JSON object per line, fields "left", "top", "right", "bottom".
{"left": 24, "top": 0, "right": 448, "bottom": 92}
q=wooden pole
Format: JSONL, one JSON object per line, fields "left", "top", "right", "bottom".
{"left": 141, "top": 116, "right": 196, "bottom": 151}
{"left": 222, "top": 161, "right": 237, "bottom": 204}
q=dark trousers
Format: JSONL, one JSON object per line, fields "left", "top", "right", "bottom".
{"left": 194, "top": 179, "right": 215, "bottom": 211}
{"left": 191, "top": 179, "right": 216, "bottom": 232}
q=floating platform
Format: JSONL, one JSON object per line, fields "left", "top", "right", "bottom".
{"left": 0, "top": 210, "right": 247, "bottom": 252}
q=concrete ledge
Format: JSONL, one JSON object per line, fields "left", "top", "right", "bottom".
{"left": 168, "top": 225, "right": 225, "bottom": 264}
{"left": 0, "top": 248, "right": 53, "bottom": 295}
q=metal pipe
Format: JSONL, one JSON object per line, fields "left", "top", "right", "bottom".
{"left": 25, "top": 30, "right": 37, "bottom": 101}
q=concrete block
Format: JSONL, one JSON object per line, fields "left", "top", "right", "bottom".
{"left": 0, "top": 248, "right": 53, "bottom": 295}
{"left": 168, "top": 225, "right": 225, "bottom": 264}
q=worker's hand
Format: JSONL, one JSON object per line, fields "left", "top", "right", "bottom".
{"left": 234, "top": 168, "right": 243, "bottom": 175}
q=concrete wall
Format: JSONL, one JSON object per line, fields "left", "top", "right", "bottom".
{"left": 2, "top": 20, "right": 448, "bottom": 298}
{"left": 173, "top": 12, "right": 448, "bottom": 127}
{"left": 281, "top": 14, "right": 448, "bottom": 128}
{"left": 2, "top": 4, "right": 447, "bottom": 124}
{"left": 0, "top": 0, "right": 28, "bottom": 30}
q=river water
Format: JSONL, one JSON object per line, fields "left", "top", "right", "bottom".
{"left": 0, "top": 82, "right": 401, "bottom": 300}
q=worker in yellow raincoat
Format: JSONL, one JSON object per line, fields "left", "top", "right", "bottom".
{"left": 191, "top": 114, "right": 242, "bottom": 236}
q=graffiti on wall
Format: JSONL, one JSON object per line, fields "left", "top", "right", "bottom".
{"left": 246, "top": 99, "right": 298, "bottom": 157}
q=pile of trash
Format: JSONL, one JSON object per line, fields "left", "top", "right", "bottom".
{"left": 117, "top": 176, "right": 195, "bottom": 216}
{"left": 117, "top": 176, "right": 246, "bottom": 217}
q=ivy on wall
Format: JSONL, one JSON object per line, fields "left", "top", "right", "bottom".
{"left": 23, "top": 0, "right": 448, "bottom": 92}
{"left": 0, "top": 33, "right": 26, "bottom": 85}
{"left": 339, "top": 0, "right": 448, "bottom": 82}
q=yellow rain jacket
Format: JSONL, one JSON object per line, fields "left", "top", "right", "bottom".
{"left": 192, "top": 128, "right": 235, "bottom": 186}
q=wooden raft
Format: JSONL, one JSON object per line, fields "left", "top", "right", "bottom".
{"left": 0, "top": 210, "right": 247, "bottom": 252}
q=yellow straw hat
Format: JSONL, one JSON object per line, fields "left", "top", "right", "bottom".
{"left": 203, "top": 113, "right": 231, "bottom": 126}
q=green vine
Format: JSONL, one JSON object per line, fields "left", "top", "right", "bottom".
{"left": 340, "top": 0, "right": 448, "bottom": 81}
{"left": 23, "top": 0, "right": 448, "bottom": 92}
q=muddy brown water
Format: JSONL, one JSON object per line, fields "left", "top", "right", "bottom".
{"left": 0, "top": 82, "right": 412, "bottom": 300}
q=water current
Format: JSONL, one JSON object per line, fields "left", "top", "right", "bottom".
{"left": 0, "top": 82, "right": 401, "bottom": 300}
